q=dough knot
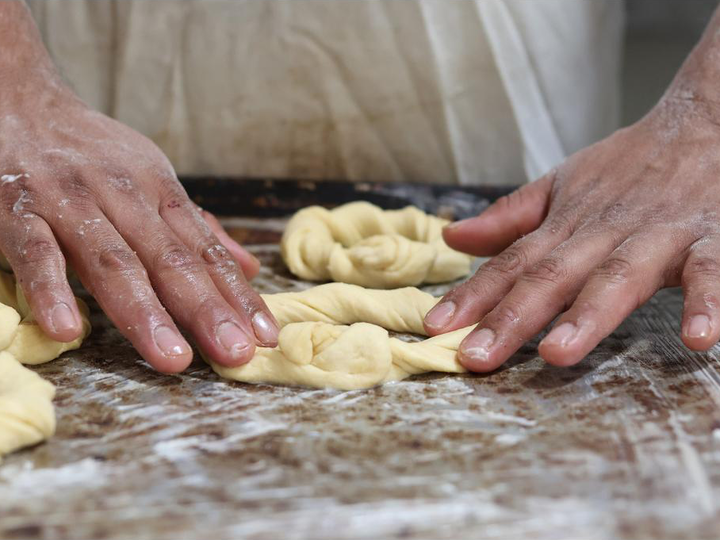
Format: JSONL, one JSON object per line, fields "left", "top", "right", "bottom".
{"left": 208, "top": 284, "right": 471, "bottom": 390}
{"left": 281, "top": 201, "right": 473, "bottom": 288}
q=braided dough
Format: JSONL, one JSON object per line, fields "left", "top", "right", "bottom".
{"left": 0, "top": 271, "right": 90, "bottom": 462}
{"left": 281, "top": 202, "right": 473, "bottom": 288}
{"left": 209, "top": 283, "right": 471, "bottom": 390}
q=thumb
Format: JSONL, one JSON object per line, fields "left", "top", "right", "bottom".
{"left": 443, "top": 174, "right": 554, "bottom": 256}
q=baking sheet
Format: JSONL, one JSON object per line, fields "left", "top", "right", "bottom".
{"left": 1, "top": 209, "right": 720, "bottom": 540}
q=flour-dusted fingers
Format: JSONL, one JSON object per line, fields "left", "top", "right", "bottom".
{"left": 161, "top": 196, "right": 277, "bottom": 347}
{"left": 195, "top": 204, "right": 261, "bottom": 280}
{"left": 538, "top": 232, "right": 684, "bottom": 367}
{"left": 455, "top": 225, "right": 626, "bottom": 372}
{"left": 680, "top": 236, "right": 720, "bottom": 351}
{"left": 100, "top": 198, "right": 258, "bottom": 367}
{"left": 50, "top": 211, "right": 193, "bottom": 373}
{"left": 424, "top": 207, "right": 579, "bottom": 335}
{"left": 0, "top": 211, "right": 82, "bottom": 342}
{"left": 442, "top": 175, "right": 554, "bottom": 257}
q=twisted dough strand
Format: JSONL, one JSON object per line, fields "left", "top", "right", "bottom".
{"left": 209, "top": 284, "right": 471, "bottom": 390}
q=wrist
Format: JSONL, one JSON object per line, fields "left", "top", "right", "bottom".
{"left": 659, "top": 10, "right": 720, "bottom": 117}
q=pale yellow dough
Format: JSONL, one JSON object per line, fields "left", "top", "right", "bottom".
{"left": 281, "top": 202, "right": 473, "bottom": 288}
{"left": 209, "top": 283, "right": 472, "bottom": 390}
{"left": 0, "top": 271, "right": 91, "bottom": 462}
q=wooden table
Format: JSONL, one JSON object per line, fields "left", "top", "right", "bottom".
{"left": 1, "top": 182, "right": 719, "bottom": 540}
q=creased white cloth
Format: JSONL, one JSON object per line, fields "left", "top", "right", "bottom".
{"left": 28, "top": 0, "right": 624, "bottom": 185}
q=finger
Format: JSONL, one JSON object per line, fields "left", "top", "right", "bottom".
{"left": 538, "top": 232, "right": 682, "bottom": 367}
{"left": 424, "top": 206, "right": 577, "bottom": 335}
{"left": 197, "top": 206, "right": 261, "bottom": 280}
{"left": 680, "top": 237, "right": 720, "bottom": 351}
{"left": 102, "top": 198, "right": 257, "bottom": 367}
{"left": 442, "top": 174, "right": 554, "bottom": 256}
{"left": 456, "top": 226, "right": 625, "bottom": 372}
{"left": 0, "top": 214, "right": 83, "bottom": 342}
{"left": 162, "top": 199, "right": 278, "bottom": 346}
{"left": 49, "top": 211, "right": 194, "bottom": 373}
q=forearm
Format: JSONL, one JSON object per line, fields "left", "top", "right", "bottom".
{"left": 0, "top": 1, "right": 62, "bottom": 93}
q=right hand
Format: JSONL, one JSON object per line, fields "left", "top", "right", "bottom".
{"left": 0, "top": 71, "right": 278, "bottom": 373}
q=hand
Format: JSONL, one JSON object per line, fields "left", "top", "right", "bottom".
{"left": 0, "top": 74, "right": 278, "bottom": 374}
{"left": 424, "top": 91, "right": 720, "bottom": 372}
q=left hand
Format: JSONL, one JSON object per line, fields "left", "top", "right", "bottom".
{"left": 423, "top": 91, "right": 720, "bottom": 372}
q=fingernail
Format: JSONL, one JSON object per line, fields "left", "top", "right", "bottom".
{"left": 153, "top": 325, "right": 191, "bottom": 357}
{"left": 543, "top": 322, "right": 578, "bottom": 348}
{"left": 252, "top": 312, "right": 278, "bottom": 345}
{"left": 687, "top": 314, "right": 711, "bottom": 339}
{"left": 50, "top": 302, "right": 79, "bottom": 333}
{"left": 460, "top": 328, "right": 496, "bottom": 363}
{"left": 444, "top": 219, "right": 470, "bottom": 231}
{"left": 425, "top": 301, "right": 456, "bottom": 330}
{"left": 217, "top": 321, "right": 253, "bottom": 359}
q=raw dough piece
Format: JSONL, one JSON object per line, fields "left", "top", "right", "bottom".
{"left": 0, "top": 271, "right": 91, "bottom": 461}
{"left": 0, "top": 352, "right": 55, "bottom": 462}
{"left": 209, "top": 283, "right": 472, "bottom": 390}
{"left": 281, "top": 202, "right": 473, "bottom": 288}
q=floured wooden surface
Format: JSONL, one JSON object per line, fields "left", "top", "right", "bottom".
{"left": 2, "top": 217, "right": 720, "bottom": 540}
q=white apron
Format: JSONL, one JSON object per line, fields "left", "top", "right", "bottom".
{"left": 28, "top": 0, "right": 625, "bottom": 185}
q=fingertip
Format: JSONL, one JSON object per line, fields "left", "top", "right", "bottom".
{"left": 150, "top": 324, "right": 194, "bottom": 373}
{"left": 251, "top": 311, "right": 279, "bottom": 347}
{"left": 537, "top": 341, "right": 584, "bottom": 367}
{"left": 458, "top": 352, "right": 502, "bottom": 373}
{"left": 213, "top": 321, "right": 257, "bottom": 367}
{"left": 423, "top": 301, "right": 457, "bottom": 336}
{"left": 681, "top": 314, "right": 717, "bottom": 351}
{"left": 457, "top": 328, "right": 503, "bottom": 373}
{"left": 48, "top": 326, "right": 84, "bottom": 344}
{"left": 38, "top": 301, "right": 84, "bottom": 343}
{"left": 151, "top": 351, "right": 194, "bottom": 374}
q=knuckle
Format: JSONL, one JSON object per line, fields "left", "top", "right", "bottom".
{"left": 104, "top": 168, "right": 136, "bottom": 194}
{"left": 442, "top": 278, "right": 486, "bottom": 306}
{"left": 484, "top": 244, "right": 529, "bottom": 276}
{"left": 685, "top": 256, "right": 720, "bottom": 280}
{"left": 493, "top": 302, "right": 524, "bottom": 326}
{"left": 521, "top": 257, "right": 567, "bottom": 286}
{"left": 97, "top": 246, "right": 139, "bottom": 274}
{"left": 18, "top": 237, "right": 59, "bottom": 265}
{"left": 596, "top": 202, "right": 627, "bottom": 225}
{"left": 200, "top": 243, "right": 237, "bottom": 270}
{"left": 493, "top": 194, "right": 513, "bottom": 213}
{"left": 543, "top": 211, "right": 574, "bottom": 237}
{"left": 154, "top": 243, "right": 202, "bottom": 274}
{"left": 0, "top": 175, "right": 37, "bottom": 215}
{"left": 58, "top": 172, "right": 93, "bottom": 199}
{"left": 505, "top": 188, "right": 526, "bottom": 209}
{"left": 153, "top": 167, "right": 182, "bottom": 194}
{"left": 594, "top": 256, "right": 634, "bottom": 284}
{"left": 572, "top": 299, "right": 600, "bottom": 318}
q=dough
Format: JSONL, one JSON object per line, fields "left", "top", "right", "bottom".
{"left": 0, "top": 271, "right": 91, "bottom": 462}
{"left": 0, "top": 352, "right": 55, "bottom": 462}
{"left": 208, "top": 283, "right": 472, "bottom": 390}
{"left": 281, "top": 202, "right": 473, "bottom": 288}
